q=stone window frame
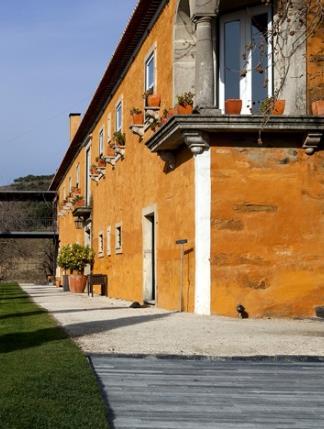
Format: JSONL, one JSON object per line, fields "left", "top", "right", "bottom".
{"left": 218, "top": 4, "right": 272, "bottom": 114}
{"left": 144, "top": 42, "right": 158, "bottom": 94}
{"left": 76, "top": 163, "right": 80, "bottom": 189}
{"left": 107, "top": 113, "right": 112, "bottom": 143}
{"left": 106, "top": 225, "right": 111, "bottom": 256}
{"left": 115, "top": 97, "right": 123, "bottom": 132}
{"left": 98, "top": 230, "right": 104, "bottom": 257}
{"left": 115, "top": 222, "right": 123, "bottom": 254}
{"left": 98, "top": 127, "right": 104, "bottom": 156}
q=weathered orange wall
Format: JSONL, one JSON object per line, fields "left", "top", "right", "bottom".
{"left": 56, "top": 0, "right": 196, "bottom": 311}
{"left": 211, "top": 138, "right": 324, "bottom": 318}
{"left": 307, "top": 1, "right": 324, "bottom": 110}
{"left": 57, "top": 149, "right": 86, "bottom": 247}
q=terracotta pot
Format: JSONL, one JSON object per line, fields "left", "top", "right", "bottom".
{"left": 74, "top": 199, "right": 86, "bottom": 208}
{"left": 69, "top": 274, "right": 87, "bottom": 293}
{"left": 72, "top": 187, "right": 81, "bottom": 195}
{"left": 176, "top": 104, "right": 193, "bottom": 115}
{"left": 131, "top": 112, "right": 144, "bottom": 125}
{"left": 97, "top": 159, "right": 106, "bottom": 168}
{"left": 106, "top": 146, "right": 115, "bottom": 157}
{"left": 225, "top": 99, "right": 242, "bottom": 115}
{"left": 272, "top": 100, "right": 285, "bottom": 115}
{"left": 312, "top": 100, "right": 324, "bottom": 116}
{"left": 146, "top": 94, "right": 161, "bottom": 107}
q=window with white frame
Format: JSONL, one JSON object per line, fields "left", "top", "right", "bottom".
{"left": 219, "top": 5, "right": 271, "bottom": 114}
{"left": 116, "top": 101, "right": 122, "bottom": 132}
{"left": 115, "top": 223, "right": 122, "bottom": 254}
{"left": 106, "top": 226, "right": 111, "bottom": 256}
{"left": 145, "top": 51, "right": 155, "bottom": 93}
{"left": 98, "top": 231, "right": 104, "bottom": 256}
{"left": 76, "top": 164, "right": 80, "bottom": 188}
{"left": 107, "top": 113, "right": 112, "bottom": 142}
{"left": 99, "top": 128, "right": 104, "bottom": 156}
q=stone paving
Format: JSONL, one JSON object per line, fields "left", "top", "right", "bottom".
{"left": 21, "top": 284, "right": 324, "bottom": 357}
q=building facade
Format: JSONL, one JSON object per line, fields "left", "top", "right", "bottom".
{"left": 51, "top": 0, "right": 324, "bottom": 318}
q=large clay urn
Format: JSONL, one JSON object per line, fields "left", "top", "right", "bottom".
{"left": 69, "top": 274, "right": 87, "bottom": 294}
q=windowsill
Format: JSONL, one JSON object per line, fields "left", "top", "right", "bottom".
{"left": 98, "top": 253, "right": 104, "bottom": 258}
{"left": 115, "top": 248, "right": 123, "bottom": 255}
{"left": 146, "top": 114, "right": 324, "bottom": 153}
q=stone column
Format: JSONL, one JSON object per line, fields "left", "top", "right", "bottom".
{"left": 195, "top": 16, "right": 215, "bottom": 110}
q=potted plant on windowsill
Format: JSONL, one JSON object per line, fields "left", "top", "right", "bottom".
{"left": 260, "top": 97, "right": 285, "bottom": 116}
{"left": 57, "top": 244, "right": 73, "bottom": 292}
{"left": 113, "top": 130, "right": 126, "bottom": 146}
{"left": 90, "top": 164, "right": 98, "bottom": 175}
{"left": 73, "top": 195, "right": 86, "bottom": 208}
{"left": 225, "top": 99, "right": 243, "bottom": 115}
{"left": 96, "top": 156, "right": 106, "bottom": 168}
{"left": 130, "top": 108, "right": 144, "bottom": 125}
{"left": 72, "top": 187, "right": 81, "bottom": 195}
{"left": 68, "top": 244, "right": 94, "bottom": 294}
{"left": 144, "top": 89, "right": 161, "bottom": 108}
{"left": 176, "top": 92, "right": 194, "bottom": 114}
{"left": 311, "top": 97, "right": 324, "bottom": 116}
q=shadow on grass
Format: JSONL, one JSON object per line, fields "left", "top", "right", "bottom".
{"left": 0, "top": 313, "right": 171, "bottom": 354}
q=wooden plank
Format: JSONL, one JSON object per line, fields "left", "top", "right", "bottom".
{"left": 91, "top": 357, "right": 324, "bottom": 429}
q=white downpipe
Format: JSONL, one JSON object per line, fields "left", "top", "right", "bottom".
{"left": 194, "top": 149, "right": 211, "bottom": 315}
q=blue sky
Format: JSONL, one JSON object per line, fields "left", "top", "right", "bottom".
{"left": 0, "top": 0, "right": 138, "bottom": 186}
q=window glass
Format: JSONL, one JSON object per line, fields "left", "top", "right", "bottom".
{"left": 76, "top": 164, "right": 80, "bottom": 188}
{"left": 116, "top": 102, "right": 122, "bottom": 131}
{"left": 251, "top": 13, "right": 269, "bottom": 113}
{"left": 224, "top": 20, "right": 241, "bottom": 100}
{"left": 99, "top": 129, "right": 104, "bottom": 155}
{"left": 145, "top": 52, "right": 155, "bottom": 91}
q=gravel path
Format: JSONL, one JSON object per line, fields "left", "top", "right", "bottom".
{"left": 21, "top": 284, "right": 324, "bottom": 357}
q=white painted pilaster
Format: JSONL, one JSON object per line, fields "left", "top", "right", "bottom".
{"left": 194, "top": 148, "right": 211, "bottom": 315}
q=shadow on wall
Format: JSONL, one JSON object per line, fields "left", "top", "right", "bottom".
{"left": 0, "top": 313, "right": 172, "bottom": 354}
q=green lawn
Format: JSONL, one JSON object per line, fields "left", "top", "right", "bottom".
{"left": 0, "top": 283, "right": 109, "bottom": 429}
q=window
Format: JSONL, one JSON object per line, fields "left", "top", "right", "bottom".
{"left": 68, "top": 177, "right": 72, "bottom": 194}
{"left": 145, "top": 51, "right": 155, "bottom": 92}
{"left": 98, "top": 231, "right": 104, "bottom": 256}
{"left": 116, "top": 100, "right": 122, "bottom": 132}
{"left": 99, "top": 129, "right": 104, "bottom": 156}
{"left": 76, "top": 164, "right": 80, "bottom": 189}
{"left": 115, "top": 223, "right": 122, "bottom": 254}
{"left": 219, "top": 6, "right": 271, "bottom": 114}
{"left": 107, "top": 113, "right": 112, "bottom": 142}
{"left": 106, "top": 226, "right": 111, "bottom": 256}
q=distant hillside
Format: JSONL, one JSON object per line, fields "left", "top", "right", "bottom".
{"left": 0, "top": 174, "right": 54, "bottom": 191}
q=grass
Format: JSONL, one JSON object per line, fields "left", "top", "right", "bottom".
{"left": 0, "top": 283, "right": 109, "bottom": 429}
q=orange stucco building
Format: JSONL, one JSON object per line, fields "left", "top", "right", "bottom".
{"left": 51, "top": 0, "right": 324, "bottom": 318}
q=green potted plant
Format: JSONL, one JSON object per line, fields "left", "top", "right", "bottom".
{"left": 113, "top": 130, "right": 126, "bottom": 146}
{"left": 90, "top": 164, "right": 98, "bottom": 175}
{"left": 176, "top": 91, "right": 194, "bottom": 114}
{"left": 57, "top": 244, "right": 73, "bottom": 292}
{"left": 96, "top": 155, "right": 106, "bottom": 168}
{"left": 68, "top": 244, "right": 94, "bottom": 293}
{"left": 130, "top": 107, "right": 144, "bottom": 125}
{"left": 73, "top": 195, "right": 86, "bottom": 208}
{"left": 143, "top": 89, "right": 161, "bottom": 108}
{"left": 260, "top": 97, "right": 285, "bottom": 115}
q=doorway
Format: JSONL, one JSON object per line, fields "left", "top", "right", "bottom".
{"left": 143, "top": 208, "right": 156, "bottom": 304}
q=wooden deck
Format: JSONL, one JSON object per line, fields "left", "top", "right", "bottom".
{"left": 91, "top": 356, "right": 324, "bottom": 429}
